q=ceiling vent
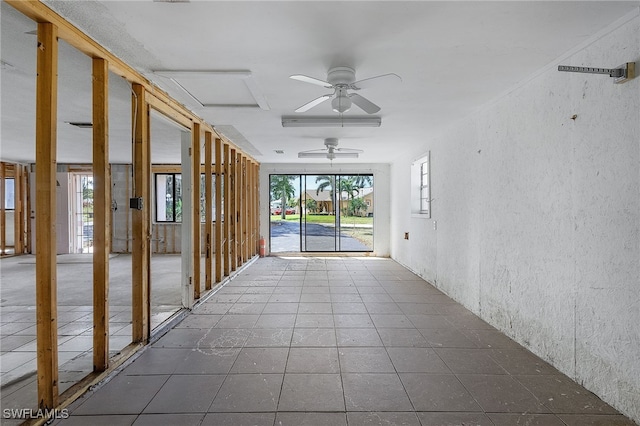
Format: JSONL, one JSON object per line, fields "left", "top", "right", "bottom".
{"left": 68, "top": 122, "right": 93, "bottom": 129}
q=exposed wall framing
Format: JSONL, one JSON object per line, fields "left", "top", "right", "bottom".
{"left": 6, "top": 0, "right": 261, "bottom": 414}
{"left": 0, "top": 161, "right": 30, "bottom": 256}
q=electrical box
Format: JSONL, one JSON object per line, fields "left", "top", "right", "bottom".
{"left": 129, "top": 197, "right": 143, "bottom": 210}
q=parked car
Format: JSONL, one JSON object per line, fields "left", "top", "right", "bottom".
{"left": 273, "top": 206, "right": 296, "bottom": 215}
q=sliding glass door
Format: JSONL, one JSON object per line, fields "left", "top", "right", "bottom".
{"left": 269, "top": 173, "right": 373, "bottom": 253}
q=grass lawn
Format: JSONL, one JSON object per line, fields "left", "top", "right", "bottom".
{"left": 270, "top": 214, "right": 373, "bottom": 226}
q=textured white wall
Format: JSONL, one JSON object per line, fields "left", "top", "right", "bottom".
{"left": 390, "top": 13, "right": 639, "bottom": 422}
{"left": 260, "top": 163, "right": 391, "bottom": 257}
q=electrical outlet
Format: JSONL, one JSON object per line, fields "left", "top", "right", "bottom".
{"left": 404, "top": 232, "right": 409, "bottom": 240}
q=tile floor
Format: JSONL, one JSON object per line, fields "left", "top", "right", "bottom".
{"left": 0, "top": 254, "right": 182, "bottom": 425}
{"left": 53, "top": 256, "right": 635, "bottom": 426}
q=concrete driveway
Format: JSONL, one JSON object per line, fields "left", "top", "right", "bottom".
{"left": 270, "top": 220, "right": 370, "bottom": 252}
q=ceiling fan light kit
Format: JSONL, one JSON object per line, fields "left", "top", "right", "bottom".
{"left": 281, "top": 117, "right": 381, "bottom": 127}
{"left": 332, "top": 91, "right": 352, "bottom": 113}
{"left": 288, "top": 66, "right": 399, "bottom": 159}
{"left": 290, "top": 66, "right": 401, "bottom": 114}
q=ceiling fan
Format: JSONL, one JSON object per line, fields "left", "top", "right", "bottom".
{"left": 298, "top": 138, "right": 362, "bottom": 160}
{"left": 291, "top": 66, "right": 401, "bottom": 114}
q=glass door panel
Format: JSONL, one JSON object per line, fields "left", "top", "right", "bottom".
{"left": 303, "top": 175, "right": 336, "bottom": 252}
{"left": 337, "top": 174, "right": 374, "bottom": 251}
{"left": 269, "top": 174, "right": 301, "bottom": 252}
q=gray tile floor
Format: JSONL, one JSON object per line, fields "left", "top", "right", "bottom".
{"left": 54, "top": 256, "right": 635, "bottom": 426}
{"left": 0, "top": 254, "right": 182, "bottom": 426}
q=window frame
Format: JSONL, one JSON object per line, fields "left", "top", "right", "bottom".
{"left": 154, "top": 172, "right": 209, "bottom": 224}
{"left": 4, "top": 177, "right": 15, "bottom": 211}
{"left": 419, "top": 154, "right": 430, "bottom": 216}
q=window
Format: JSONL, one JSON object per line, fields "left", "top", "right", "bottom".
{"left": 156, "top": 173, "right": 182, "bottom": 222}
{"left": 411, "top": 151, "right": 431, "bottom": 217}
{"left": 420, "top": 155, "right": 430, "bottom": 215}
{"left": 155, "top": 173, "right": 210, "bottom": 223}
{"left": 4, "top": 178, "right": 15, "bottom": 210}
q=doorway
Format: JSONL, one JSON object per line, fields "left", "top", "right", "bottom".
{"left": 71, "top": 173, "right": 94, "bottom": 254}
{"left": 270, "top": 174, "right": 373, "bottom": 253}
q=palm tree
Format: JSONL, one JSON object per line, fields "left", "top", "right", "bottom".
{"left": 315, "top": 175, "right": 333, "bottom": 196}
{"left": 339, "top": 176, "right": 360, "bottom": 200}
{"left": 314, "top": 175, "right": 334, "bottom": 213}
{"left": 270, "top": 175, "right": 296, "bottom": 219}
{"left": 338, "top": 176, "right": 361, "bottom": 216}
{"left": 354, "top": 175, "right": 373, "bottom": 188}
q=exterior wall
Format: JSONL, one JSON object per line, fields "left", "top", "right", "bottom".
{"left": 111, "top": 164, "right": 207, "bottom": 254}
{"left": 260, "top": 163, "right": 390, "bottom": 256}
{"left": 390, "top": 13, "right": 640, "bottom": 422}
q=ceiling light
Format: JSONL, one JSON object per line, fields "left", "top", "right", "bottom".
{"left": 281, "top": 117, "right": 381, "bottom": 128}
{"left": 331, "top": 89, "right": 352, "bottom": 113}
{"left": 298, "top": 152, "right": 358, "bottom": 159}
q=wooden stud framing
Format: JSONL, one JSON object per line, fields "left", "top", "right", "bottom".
{"left": 192, "top": 122, "right": 201, "bottom": 300}
{"left": 253, "top": 163, "right": 260, "bottom": 253}
{"left": 35, "top": 22, "right": 59, "bottom": 409}
{"left": 146, "top": 112, "right": 152, "bottom": 327}
{"left": 249, "top": 163, "right": 254, "bottom": 255}
{"left": 204, "top": 131, "right": 213, "bottom": 291}
{"left": 0, "top": 162, "right": 5, "bottom": 255}
{"left": 131, "top": 83, "right": 150, "bottom": 343}
{"left": 92, "top": 57, "right": 110, "bottom": 371}
{"left": 13, "top": 164, "right": 23, "bottom": 254}
{"left": 7, "top": 0, "right": 267, "bottom": 412}
{"left": 238, "top": 154, "right": 245, "bottom": 266}
{"left": 241, "top": 156, "right": 248, "bottom": 263}
{"left": 215, "top": 138, "right": 223, "bottom": 282}
{"left": 245, "top": 160, "right": 251, "bottom": 261}
{"left": 223, "top": 143, "right": 231, "bottom": 277}
{"left": 25, "top": 165, "right": 31, "bottom": 254}
{"left": 250, "top": 161, "right": 255, "bottom": 257}
{"left": 229, "top": 149, "right": 237, "bottom": 271}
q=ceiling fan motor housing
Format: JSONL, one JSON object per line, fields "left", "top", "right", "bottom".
{"left": 324, "top": 138, "right": 339, "bottom": 148}
{"left": 327, "top": 66, "right": 356, "bottom": 85}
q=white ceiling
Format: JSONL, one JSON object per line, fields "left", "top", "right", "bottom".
{"left": 1, "top": 1, "right": 638, "bottom": 164}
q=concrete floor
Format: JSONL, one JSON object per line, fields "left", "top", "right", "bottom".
{"left": 37, "top": 256, "right": 636, "bottom": 426}
{"left": 0, "top": 254, "right": 185, "bottom": 425}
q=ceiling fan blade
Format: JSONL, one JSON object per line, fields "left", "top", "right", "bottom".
{"left": 335, "top": 147, "right": 363, "bottom": 153}
{"left": 351, "top": 73, "right": 402, "bottom": 90}
{"left": 331, "top": 152, "right": 359, "bottom": 158}
{"left": 294, "top": 94, "right": 332, "bottom": 112}
{"left": 349, "top": 93, "right": 381, "bottom": 114}
{"left": 290, "top": 74, "right": 333, "bottom": 88}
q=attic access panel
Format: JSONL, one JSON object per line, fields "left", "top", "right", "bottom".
{"left": 154, "top": 70, "right": 269, "bottom": 109}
